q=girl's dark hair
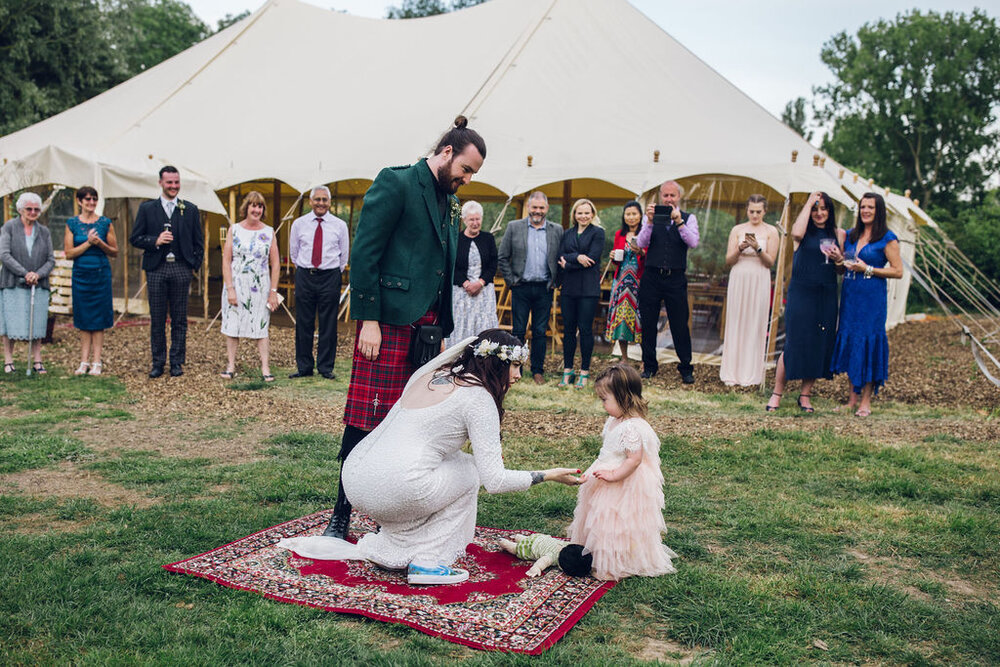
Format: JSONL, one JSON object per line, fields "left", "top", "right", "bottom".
{"left": 439, "top": 328, "right": 520, "bottom": 422}
{"left": 75, "top": 186, "right": 98, "bottom": 202}
{"left": 619, "top": 200, "right": 642, "bottom": 235}
{"left": 558, "top": 544, "right": 593, "bottom": 577}
{"left": 747, "top": 193, "right": 768, "bottom": 210}
{"left": 593, "top": 363, "right": 648, "bottom": 419}
{"left": 434, "top": 115, "right": 487, "bottom": 160}
{"left": 806, "top": 191, "right": 836, "bottom": 239}
{"left": 848, "top": 192, "right": 888, "bottom": 244}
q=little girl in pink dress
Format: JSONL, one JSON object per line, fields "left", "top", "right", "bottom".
{"left": 568, "top": 363, "right": 677, "bottom": 580}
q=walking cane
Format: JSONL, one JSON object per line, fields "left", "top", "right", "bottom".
{"left": 26, "top": 283, "right": 36, "bottom": 376}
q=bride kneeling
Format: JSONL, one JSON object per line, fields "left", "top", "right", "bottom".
{"left": 280, "top": 329, "right": 581, "bottom": 585}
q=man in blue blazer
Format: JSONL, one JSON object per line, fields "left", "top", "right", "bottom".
{"left": 129, "top": 166, "right": 204, "bottom": 378}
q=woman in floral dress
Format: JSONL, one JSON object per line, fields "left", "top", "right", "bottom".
{"left": 605, "top": 201, "right": 645, "bottom": 360}
{"left": 220, "top": 191, "right": 281, "bottom": 380}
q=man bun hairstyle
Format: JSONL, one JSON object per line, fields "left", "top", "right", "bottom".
{"left": 434, "top": 115, "right": 487, "bottom": 160}
{"left": 558, "top": 544, "right": 593, "bottom": 577}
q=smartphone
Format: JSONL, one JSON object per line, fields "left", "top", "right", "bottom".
{"left": 653, "top": 205, "right": 673, "bottom": 224}
{"left": 744, "top": 232, "right": 756, "bottom": 241}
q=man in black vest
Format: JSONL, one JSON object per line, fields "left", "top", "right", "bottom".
{"left": 636, "top": 180, "right": 700, "bottom": 384}
{"left": 129, "top": 166, "right": 204, "bottom": 378}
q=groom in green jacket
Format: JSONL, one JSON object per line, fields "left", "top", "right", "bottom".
{"left": 323, "top": 116, "right": 487, "bottom": 539}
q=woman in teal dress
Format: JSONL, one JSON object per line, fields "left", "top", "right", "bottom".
{"left": 64, "top": 187, "right": 118, "bottom": 376}
{"left": 826, "top": 193, "right": 903, "bottom": 417}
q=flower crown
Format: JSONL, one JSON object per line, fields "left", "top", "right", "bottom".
{"left": 471, "top": 339, "right": 529, "bottom": 364}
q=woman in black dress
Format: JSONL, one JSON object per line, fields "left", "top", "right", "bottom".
{"left": 557, "top": 198, "right": 606, "bottom": 389}
{"left": 766, "top": 191, "right": 844, "bottom": 412}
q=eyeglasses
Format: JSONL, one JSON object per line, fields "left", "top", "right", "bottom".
{"left": 22, "top": 207, "right": 41, "bottom": 212}
{"left": 81, "top": 196, "right": 98, "bottom": 202}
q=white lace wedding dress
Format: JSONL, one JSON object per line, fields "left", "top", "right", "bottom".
{"left": 279, "top": 338, "right": 533, "bottom": 567}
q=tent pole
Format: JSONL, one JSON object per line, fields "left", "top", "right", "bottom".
{"left": 203, "top": 214, "right": 209, "bottom": 319}
{"left": 123, "top": 199, "right": 131, "bottom": 317}
{"left": 2, "top": 195, "right": 9, "bottom": 222}
{"left": 561, "top": 180, "right": 572, "bottom": 229}
{"left": 764, "top": 197, "right": 793, "bottom": 387}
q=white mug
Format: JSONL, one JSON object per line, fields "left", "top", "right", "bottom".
{"left": 613, "top": 248, "right": 625, "bottom": 262}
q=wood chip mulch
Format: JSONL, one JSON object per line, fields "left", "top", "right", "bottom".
{"left": 35, "top": 316, "right": 999, "bottom": 433}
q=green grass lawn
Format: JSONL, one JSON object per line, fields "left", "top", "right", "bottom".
{"left": 1, "top": 367, "right": 997, "bottom": 665}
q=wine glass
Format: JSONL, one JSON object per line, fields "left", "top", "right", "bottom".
{"left": 842, "top": 249, "right": 857, "bottom": 279}
{"left": 819, "top": 238, "right": 835, "bottom": 264}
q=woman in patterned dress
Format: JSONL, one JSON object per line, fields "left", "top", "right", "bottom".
{"left": 445, "top": 200, "right": 498, "bottom": 346}
{"left": 605, "top": 201, "right": 645, "bottom": 361}
{"left": 64, "top": 187, "right": 118, "bottom": 376}
{"left": 220, "top": 191, "right": 280, "bottom": 381}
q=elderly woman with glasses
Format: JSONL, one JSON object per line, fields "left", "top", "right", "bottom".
{"left": 0, "top": 192, "right": 55, "bottom": 373}
{"left": 64, "top": 187, "right": 118, "bottom": 375}
{"left": 444, "top": 200, "right": 498, "bottom": 346}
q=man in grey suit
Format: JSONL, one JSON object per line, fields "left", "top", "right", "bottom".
{"left": 497, "top": 191, "right": 563, "bottom": 384}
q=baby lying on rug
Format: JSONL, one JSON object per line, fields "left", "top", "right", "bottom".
{"left": 498, "top": 533, "right": 592, "bottom": 577}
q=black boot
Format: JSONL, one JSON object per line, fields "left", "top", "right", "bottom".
{"left": 322, "top": 505, "right": 351, "bottom": 539}
{"left": 322, "top": 425, "right": 367, "bottom": 539}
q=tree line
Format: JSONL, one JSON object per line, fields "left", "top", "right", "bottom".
{"left": 781, "top": 9, "right": 1000, "bottom": 300}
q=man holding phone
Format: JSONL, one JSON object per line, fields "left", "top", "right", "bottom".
{"left": 635, "top": 180, "right": 700, "bottom": 384}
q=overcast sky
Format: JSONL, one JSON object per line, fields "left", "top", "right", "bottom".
{"left": 186, "top": 0, "right": 996, "bottom": 122}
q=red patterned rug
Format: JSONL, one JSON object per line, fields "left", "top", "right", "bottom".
{"left": 164, "top": 511, "right": 615, "bottom": 654}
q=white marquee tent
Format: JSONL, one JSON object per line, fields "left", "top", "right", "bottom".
{"left": 0, "top": 0, "right": 937, "bottom": 334}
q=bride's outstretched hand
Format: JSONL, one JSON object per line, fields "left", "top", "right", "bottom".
{"left": 543, "top": 468, "right": 583, "bottom": 485}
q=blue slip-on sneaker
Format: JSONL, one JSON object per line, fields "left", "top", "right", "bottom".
{"left": 407, "top": 563, "right": 470, "bottom": 585}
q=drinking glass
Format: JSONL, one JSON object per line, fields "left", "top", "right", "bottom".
{"left": 842, "top": 249, "right": 857, "bottom": 279}
{"left": 819, "top": 238, "right": 835, "bottom": 264}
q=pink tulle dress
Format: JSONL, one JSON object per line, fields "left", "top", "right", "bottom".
{"left": 567, "top": 416, "right": 677, "bottom": 580}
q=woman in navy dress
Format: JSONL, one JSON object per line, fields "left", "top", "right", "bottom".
{"left": 64, "top": 187, "right": 118, "bottom": 375}
{"left": 827, "top": 193, "right": 903, "bottom": 417}
{"left": 766, "top": 192, "right": 845, "bottom": 412}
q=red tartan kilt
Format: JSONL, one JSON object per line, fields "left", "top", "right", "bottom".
{"left": 343, "top": 312, "right": 436, "bottom": 431}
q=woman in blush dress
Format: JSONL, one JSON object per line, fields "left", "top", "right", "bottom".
{"left": 445, "top": 201, "right": 498, "bottom": 346}
{"left": 826, "top": 193, "right": 903, "bottom": 417}
{"left": 719, "top": 195, "right": 779, "bottom": 386}
{"left": 605, "top": 201, "right": 645, "bottom": 361}
{"left": 766, "top": 192, "right": 844, "bottom": 412}
{"left": 64, "top": 187, "right": 118, "bottom": 376}
{"left": 220, "top": 191, "right": 281, "bottom": 381}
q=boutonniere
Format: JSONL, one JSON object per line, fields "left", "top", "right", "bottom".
{"left": 449, "top": 200, "right": 461, "bottom": 224}
{"left": 177, "top": 200, "right": 186, "bottom": 215}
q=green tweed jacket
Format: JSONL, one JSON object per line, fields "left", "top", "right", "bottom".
{"left": 350, "top": 159, "right": 460, "bottom": 336}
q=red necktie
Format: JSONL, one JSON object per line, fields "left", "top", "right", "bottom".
{"left": 311, "top": 217, "right": 323, "bottom": 268}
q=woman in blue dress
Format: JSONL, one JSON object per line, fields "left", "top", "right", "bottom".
{"left": 766, "top": 191, "right": 844, "bottom": 412}
{"left": 827, "top": 193, "right": 903, "bottom": 417}
{"left": 64, "top": 187, "right": 118, "bottom": 375}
